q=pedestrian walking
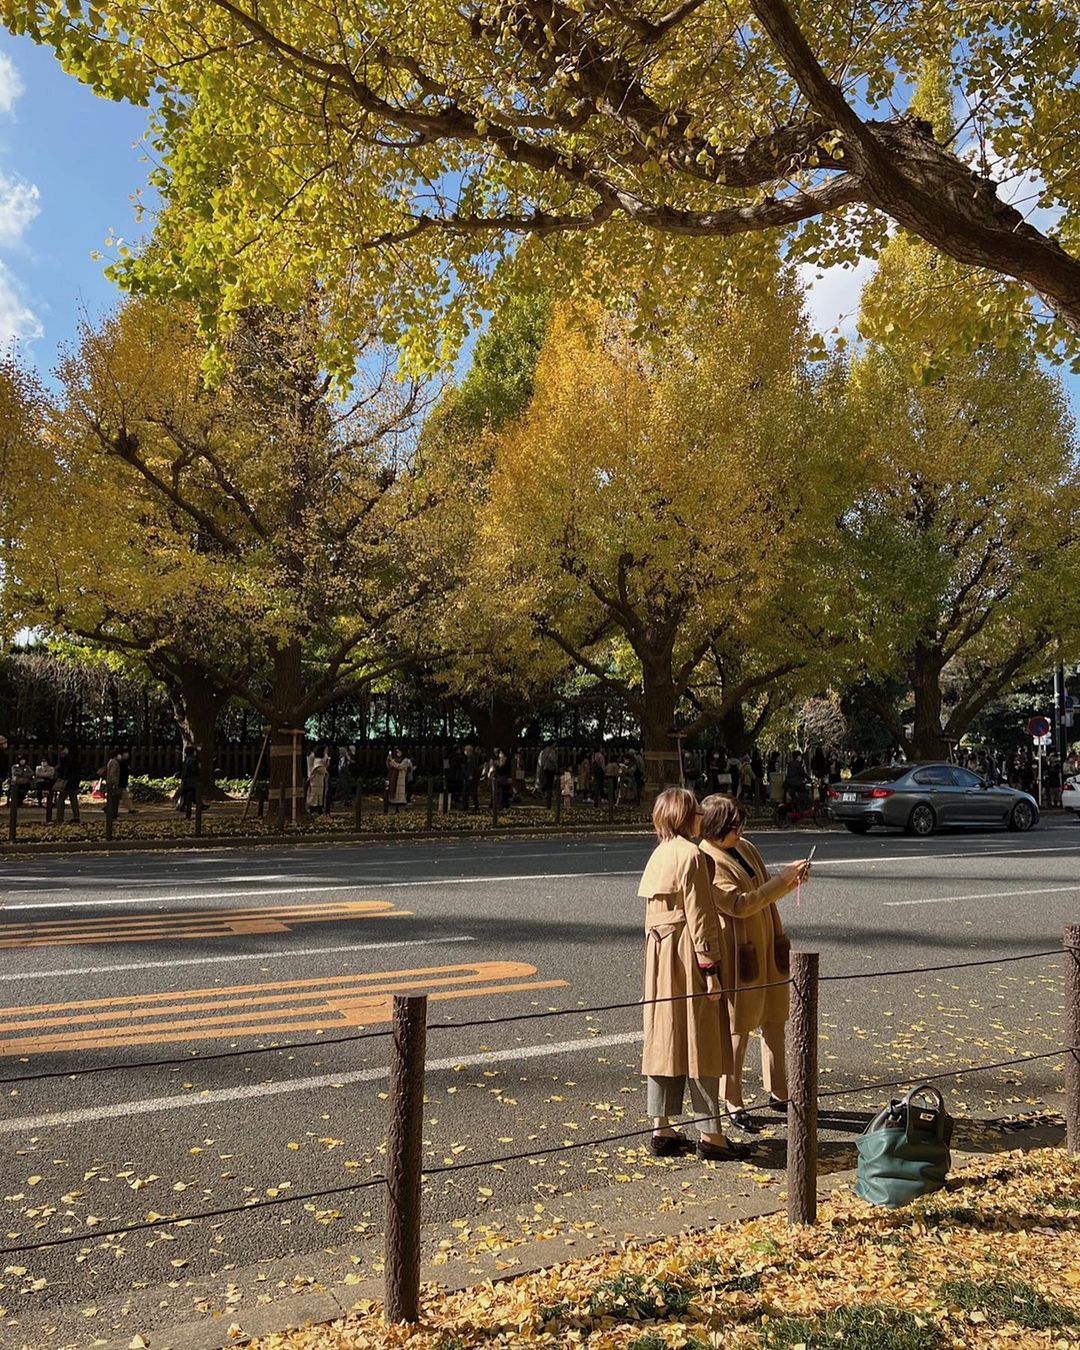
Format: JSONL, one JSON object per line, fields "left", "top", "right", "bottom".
{"left": 461, "top": 744, "right": 481, "bottom": 811}
{"left": 179, "top": 745, "right": 200, "bottom": 818}
{"left": 386, "top": 748, "right": 411, "bottom": 812}
{"left": 54, "top": 745, "right": 82, "bottom": 822}
{"left": 637, "top": 786, "right": 746, "bottom": 1161}
{"left": 698, "top": 794, "right": 809, "bottom": 1131}
{"left": 537, "top": 742, "right": 558, "bottom": 806}
{"left": 9, "top": 755, "right": 31, "bottom": 807}
{"left": 307, "top": 750, "right": 330, "bottom": 814}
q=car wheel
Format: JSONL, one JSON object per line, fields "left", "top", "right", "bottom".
{"left": 906, "top": 803, "right": 936, "bottom": 837}
{"left": 1008, "top": 800, "right": 1036, "bottom": 832}
{"left": 844, "top": 821, "right": 871, "bottom": 834}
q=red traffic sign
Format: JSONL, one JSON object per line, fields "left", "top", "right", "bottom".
{"left": 1027, "top": 715, "right": 1051, "bottom": 738}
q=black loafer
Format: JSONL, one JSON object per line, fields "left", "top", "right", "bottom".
{"left": 768, "top": 1095, "right": 789, "bottom": 1112}
{"left": 697, "top": 1138, "right": 752, "bottom": 1162}
{"left": 728, "top": 1108, "right": 762, "bottom": 1134}
{"left": 649, "top": 1131, "right": 691, "bottom": 1157}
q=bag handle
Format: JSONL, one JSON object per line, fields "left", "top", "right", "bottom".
{"left": 900, "top": 1083, "right": 948, "bottom": 1141}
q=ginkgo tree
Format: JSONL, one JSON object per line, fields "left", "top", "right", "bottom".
{"left": 3, "top": 1, "right": 1079, "bottom": 373}
{"left": 846, "top": 237, "right": 1080, "bottom": 760}
{"left": 10, "top": 295, "right": 442, "bottom": 810}
{"left": 473, "top": 279, "right": 867, "bottom": 786}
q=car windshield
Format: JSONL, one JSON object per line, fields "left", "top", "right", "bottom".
{"left": 851, "top": 765, "right": 910, "bottom": 782}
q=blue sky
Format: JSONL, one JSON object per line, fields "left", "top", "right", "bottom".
{"left": 2, "top": 30, "right": 1079, "bottom": 420}
{"left": 0, "top": 34, "right": 152, "bottom": 370}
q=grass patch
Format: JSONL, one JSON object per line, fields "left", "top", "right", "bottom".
{"left": 685, "top": 1258, "right": 762, "bottom": 1293}
{"left": 942, "top": 1277, "right": 1080, "bottom": 1331}
{"left": 588, "top": 1273, "right": 693, "bottom": 1320}
{"left": 627, "top": 1337, "right": 669, "bottom": 1350}
{"left": 1042, "top": 1193, "right": 1080, "bottom": 1212}
{"left": 765, "top": 1305, "right": 942, "bottom": 1349}
{"left": 536, "top": 1303, "right": 570, "bottom": 1326}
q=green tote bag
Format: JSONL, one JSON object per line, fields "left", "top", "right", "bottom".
{"left": 854, "top": 1084, "right": 953, "bottom": 1208}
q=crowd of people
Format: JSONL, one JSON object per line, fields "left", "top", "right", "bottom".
{"left": 1, "top": 735, "right": 1077, "bottom": 818}
{"left": 638, "top": 786, "right": 811, "bottom": 1159}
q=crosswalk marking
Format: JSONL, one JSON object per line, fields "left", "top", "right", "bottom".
{"left": 0, "top": 901, "right": 409, "bottom": 949}
{"left": 0, "top": 961, "right": 568, "bottom": 1055}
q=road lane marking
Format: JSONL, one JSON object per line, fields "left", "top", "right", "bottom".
{"left": 885, "top": 884, "right": 1080, "bottom": 907}
{"left": 0, "top": 961, "right": 568, "bottom": 1055}
{"left": 0, "top": 935, "right": 477, "bottom": 982}
{"left": 0, "top": 873, "right": 643, "bottom": 909}
{"left": 0, "top": 901, "right": 410, "bottom": 948}
{"left": 0, "top": 1030, "right": 643, "bottom": 1135}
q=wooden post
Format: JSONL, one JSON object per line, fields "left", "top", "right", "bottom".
{"left": 607, "top": 780, "right": 615, "bottom": 824}
{"left": 383, "top": 785, "right": 390, "bottom": 816}
{"left": 44, "top": 787, "right": 53, "bottom": 824}
{"left": 554, "top": 780, "right": 562, "bottom": 824}
{"left": 278, "top": 785, "right": 287, "bottom": 834}
{"left": 384, "top": 994, "right": 428, "bottom": 1324}
{"left": 787, "top": 949, "right": 819, "bottom": 1225}
{"left": 425, "top": 775, "right": 434, "bottom": 830}
{"left": 104, "top": 800, "right": 113, "bottom": 842}
{"left": 354, "top": 782, "right": 363, "bottom": 832}
{"left": 1066, "top": 925, "right": 1080, "bottom": 1156}
{"left": 194, "top": 797, "right": 203, "bottom": 837}
{"left": 7, "top": 793, "right": 16, "bottom": 843}
{"left": 490, "top": 775, "right": 498, "bottom": 827}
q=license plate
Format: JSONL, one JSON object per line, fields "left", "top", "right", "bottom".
{"left": 842, "top": 793, "right": 855, "bottom": 803}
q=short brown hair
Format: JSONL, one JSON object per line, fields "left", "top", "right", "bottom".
{"left": 651, "top": 787, "right": 699, "bottom": 840}
{"left": 699, "top": 793, "right": 745, "bottom": 842}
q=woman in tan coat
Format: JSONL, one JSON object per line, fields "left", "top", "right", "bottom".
{"left": 638, "top": 787, "right": 748, "bottom": 1161}
{"left": 699, "top": 793, "right": 810, "bottom": 1131}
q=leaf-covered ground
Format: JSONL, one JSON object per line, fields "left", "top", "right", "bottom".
{"left": 253, "top": 1149, "right": 1080, "bottom": 1350}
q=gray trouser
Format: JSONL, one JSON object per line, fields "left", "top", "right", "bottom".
{"left": 646, "top": 1074, "right": 722, "bottom": 1134}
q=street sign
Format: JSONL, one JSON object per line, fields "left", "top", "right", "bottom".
{"left": 1027, "top": 715, "right": 1051, "bottom": 738}
{"left": 1034, "top": 734, "right": 1052, "bottom": 747}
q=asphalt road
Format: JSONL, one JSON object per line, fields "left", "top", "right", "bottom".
{"left": 0, "top": 821, "right": 1077, "bottom": 1347}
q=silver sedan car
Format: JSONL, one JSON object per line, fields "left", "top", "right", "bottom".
{"left": 826, "top": 763, "right": 1039, "bottom": 836}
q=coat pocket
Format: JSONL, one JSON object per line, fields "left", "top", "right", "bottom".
{"left": 737, "top": 942, "right": 759, "bottom": 984}
{"left": 774, "top": 934, "right": 791, "bottom": 974}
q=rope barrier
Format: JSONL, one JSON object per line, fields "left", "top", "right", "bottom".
{"left": 814, "top": 1046, "right": 1075, "bottom": 1101}
{"left": 821, "top": 948, "right": 1067, "bottom": 981}
{"left": 0, "top": 1024, "right": 395, "bottom": 1086}
{"left": 0, "top": 1174, "right": 386, "bottom": 1256}
{"left": 0, "top": 948, "right": 1067, "bottom": 1089}
{"left": 0, "top": 1096, "right": 774, "bottom": 1258}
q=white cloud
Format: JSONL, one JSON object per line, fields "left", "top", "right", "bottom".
{"left": 0, "top": 258, "right": 42, "bottom": 343}
{"left": 0, "top": 52, "right": 23, "bottom": 116}
{"left": 798, "top": 256, "right": 877, "bottom": 339}
{"left": 0, "top": 171, "right": 39, "bottom": 246}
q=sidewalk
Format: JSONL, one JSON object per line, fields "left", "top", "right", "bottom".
{"left": 5, "top": 1115, "right": 1065, "bottom": 1350}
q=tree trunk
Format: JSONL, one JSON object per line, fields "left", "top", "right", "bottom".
{"left": 641, "top": 663, "right": 681, "bottom": 795}
{"left": 165, "top": 661, "right": 228, "bottom": 800}
{"left": 714, "top": 701, "right": 754, "bottom": 757}
{"left": 908, "top": 641, "right": 948, "bottom": 760}
{"left": 466, "top": 694, "right": 523, "bottom": 755}
{"left": 269, "top": 639, "right": 307, "bottom": 822}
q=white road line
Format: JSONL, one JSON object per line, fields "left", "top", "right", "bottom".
{"left": 0, "top": 1029, "right": 644, "bottom": 1135}
{"left": 0, "top": 872, "right": 643, "bottom": 910}
{"left": 0, "top": 935, "right": 477, "bottom": 982}
{"left": 813, "top": 844, "right": 1080, "bottom": 867}
{"left": 885, "top": 884, "right": 1080, "bottom": 908}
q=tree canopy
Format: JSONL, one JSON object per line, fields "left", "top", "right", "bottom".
{"left": 3, "top": 2, "right": 1079, "bottom": 371}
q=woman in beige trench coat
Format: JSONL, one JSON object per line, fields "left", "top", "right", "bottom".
{"left": 699, "top": 793, "right": 810, "bottom": 1131}
{"left": 638, "top": 787, "right": 748, "bottom": 1161}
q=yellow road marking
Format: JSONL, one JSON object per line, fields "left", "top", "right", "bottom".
{"left": 0, "top": 961, "right": 568, "bottom": 1055}
{"left": 0, "top": 901, "right": 409, "bottom": 949}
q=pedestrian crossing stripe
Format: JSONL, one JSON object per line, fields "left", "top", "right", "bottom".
{"left": 0, "top": 901, "right": 410, "bottom": 949}
{"left": 0, "top": 961, "right": 568, "bottom": 1056}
